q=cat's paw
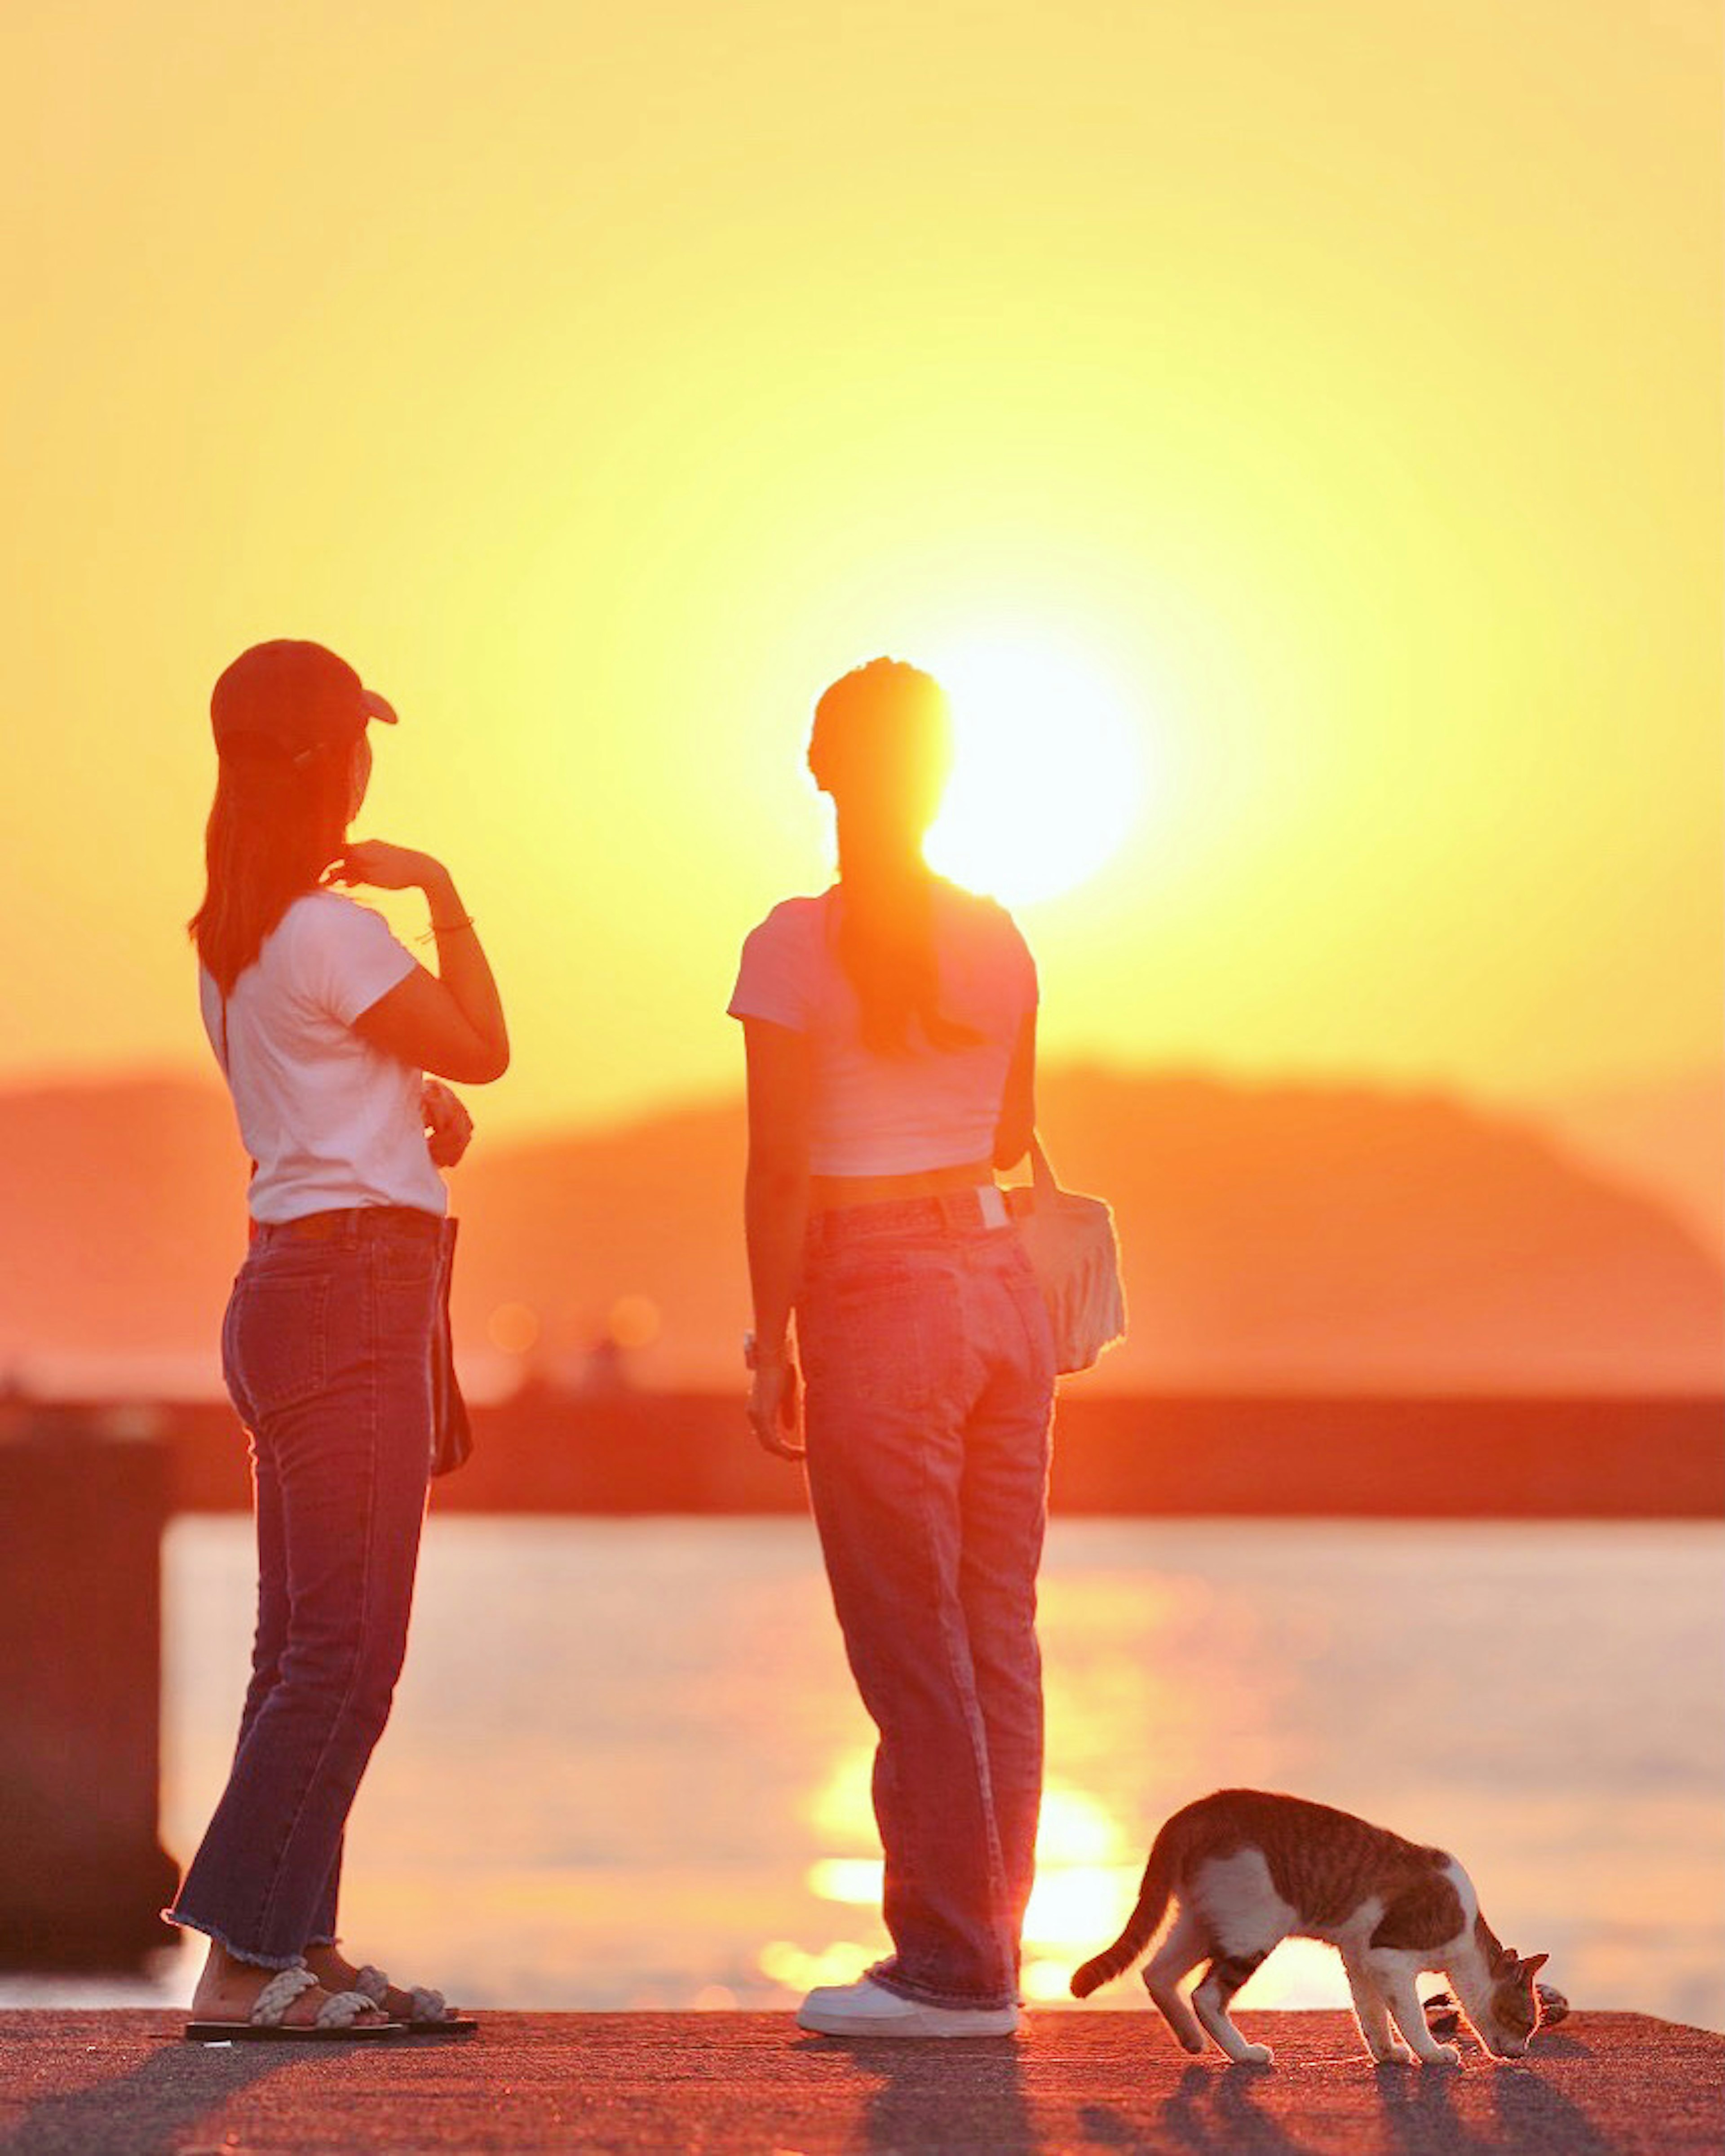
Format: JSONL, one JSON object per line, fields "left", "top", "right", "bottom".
{"left": 1371, "top": 2038, "right": 1415, "bottom": 2066}
{"left": 1421, "top": 2042, "right": 1464, "bottom": 2068}
{"left": 1232, "top": 2043, "right": 1274, "bottom": 2068}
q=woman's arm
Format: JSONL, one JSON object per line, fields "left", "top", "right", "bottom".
{"left": 993, "top": 1011, "right": 1038, "bottom": 1170}
{"left": 339, "top": 844, "right": 510, "bottom": 1084}
{"left": 742, "top": 1015, "right": 812, "bottom": 1460}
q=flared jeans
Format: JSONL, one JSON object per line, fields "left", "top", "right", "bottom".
{"left": 166, "top": 1207, "right": 446, "bottom": 1967}
{"left": 798, "top": 1191, "right": 1058, "bottom": 2011}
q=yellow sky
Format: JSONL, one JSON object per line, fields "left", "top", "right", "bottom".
{"left": 2, "top": 0, "right": 1718, "bottom": 1136}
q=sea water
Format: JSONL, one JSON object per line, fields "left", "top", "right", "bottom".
{"left": 9, "top": 1517, "right": 1722, "bottom": 2030}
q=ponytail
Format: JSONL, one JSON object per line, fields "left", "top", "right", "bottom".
{"left": 832, "top": 862, "right": 978, "bottom": 1058}
{"left": 808, "top": 658, "right": 978, "bottom": 1057}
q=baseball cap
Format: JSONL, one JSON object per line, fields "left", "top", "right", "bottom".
{"left": 211, "top": 640, "right": 399, "bottom": 761}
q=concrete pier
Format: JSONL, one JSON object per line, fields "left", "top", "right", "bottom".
{"left": 0, "top": 1425, "right": 178, "bottom": 1968}
{"left": 0, "top": 2010, "right": 1718, "bottom": 2154}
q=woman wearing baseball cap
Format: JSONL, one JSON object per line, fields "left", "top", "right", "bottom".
{"left": 168, "top": 640, "right": 508, "bottom": 2041}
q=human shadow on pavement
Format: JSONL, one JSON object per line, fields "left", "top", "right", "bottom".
{"left": 794, "top": 2034, "right": 1040, "bottom": 2155}
{"left": 2, "top": 2041, "right": 314, "bottom": 2156}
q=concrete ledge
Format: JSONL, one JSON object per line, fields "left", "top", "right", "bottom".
{"left": 145, "top": 1391, "right": 1725, "bottom": 1519}
{"left": 0, "top": 2009, "right": 1719, "bottom": 2154}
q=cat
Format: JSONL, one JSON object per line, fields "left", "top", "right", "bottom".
{"left": 1070, "top": 1789, "right": 1548, "bottom": 2068}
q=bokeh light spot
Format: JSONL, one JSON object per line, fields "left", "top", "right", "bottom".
{"left": 487, "top": 1302, "right": 542, "bottom": 1356}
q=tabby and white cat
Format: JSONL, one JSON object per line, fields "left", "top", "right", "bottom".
{"left": 1071, "top": 1789, "right": 1548, "bottom": 2067}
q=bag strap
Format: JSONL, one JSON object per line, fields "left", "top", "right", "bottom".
{"left": 1029, "top": 1133, "right": 1059, "bottom": 1208}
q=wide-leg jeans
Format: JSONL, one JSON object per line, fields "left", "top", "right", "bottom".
{"left": 798, "top": 1191, "right": 1058, "bottom": 2011}
{"left": 166, "top": 1208, "right": 445, "bottom": 1967}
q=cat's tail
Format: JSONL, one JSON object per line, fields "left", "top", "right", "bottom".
{"left": 1070, "top": 1830, "right": 1177, "bottom": 1997}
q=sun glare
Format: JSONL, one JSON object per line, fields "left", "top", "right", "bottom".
{"left": 923, "top": 638, "right": 1146, "bottom": 907}
{"left": 795, "top": 1762, "right": 1149, "bottom": 2008}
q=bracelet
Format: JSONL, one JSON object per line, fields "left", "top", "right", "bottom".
{"left": 416, "top": 915, "right": 476, "bottom": 944}
{"left": 743, "top": 1330, "right": 791, "bottom": 1370}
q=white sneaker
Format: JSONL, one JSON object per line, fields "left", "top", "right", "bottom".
{"left": 796, "top": 1975, "right": 1020, "bottom": 2038}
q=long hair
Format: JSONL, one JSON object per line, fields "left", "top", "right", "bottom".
{"left": 807, "top": 658, "right": 977, "bottom": 1056}
{"left": 188, "top": 744, "right": 353, "bottom": 996}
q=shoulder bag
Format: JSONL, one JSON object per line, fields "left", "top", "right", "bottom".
{"left": 1006, "top": 1136, "right": 1127, "bottom": 1376}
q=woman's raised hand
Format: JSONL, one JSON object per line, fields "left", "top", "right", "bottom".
{"left": 327, "top": 841, "right": 443, "bottom": 894}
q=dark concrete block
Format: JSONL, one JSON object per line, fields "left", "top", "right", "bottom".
{"left": 0, "top": 1421, "right": 179, "bottom": 1967}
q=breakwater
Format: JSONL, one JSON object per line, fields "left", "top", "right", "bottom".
{"left": 23, "top": 1389, "right": 1723, "bottom": 1518}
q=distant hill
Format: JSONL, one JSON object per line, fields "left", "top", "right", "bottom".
{"left": 0, "top": 1069, "right": 1719, "bottom": 1395}
{"left": 1521, "top": 1069, "right": 1724, "bottom": 1262}
{"left": 0, "top": 1077, "right": 251, "bottom": 1395}
{"left": 1026, "top": 1068, "right": 1722, "bottom": 1392}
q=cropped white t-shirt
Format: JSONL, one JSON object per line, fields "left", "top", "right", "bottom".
{"left": 199, "top": 891, "right": 446, "bottom": 1224}
{"left": 728, "top": 882, "right": 1037, "bottom": 1175}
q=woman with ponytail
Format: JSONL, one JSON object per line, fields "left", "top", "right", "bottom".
{"left": 729, "top": 658, "right": 1056, "bottom": 2036}
{"left": 169, "top": 640, "right": 507, "bottom": 2041}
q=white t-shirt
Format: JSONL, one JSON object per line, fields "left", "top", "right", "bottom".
{"left": 199, "top": 891, "right": 446, "bottom": 1224}
{"left": 728, "top": 882, "right": 1037, "bottom": 1175}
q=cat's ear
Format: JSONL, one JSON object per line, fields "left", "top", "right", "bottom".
{"left": 1493, "top": 1943, "right": 1518, "bottom": 1973}
{"left": 1520, "top": 1952, "right": 1549, "bottom": 1979}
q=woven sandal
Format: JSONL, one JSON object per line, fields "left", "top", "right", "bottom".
{"left": 354, "top": 1962, "right": 478, "bottom": 2036}
{"left": 184, "top": 1964, "right": 406, "bottom": 2042}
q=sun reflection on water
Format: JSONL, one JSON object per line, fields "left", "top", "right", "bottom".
{"left": 776, "top": 1754, "right": 1166, "bottom": 2008}
{"left": 759, "top": 1938, "right": 885, "bottom": 1994}
{"left": 778, "top": 1753, "right": 1354, "bottom": 2010}
{"left": 755, "top": 1563, "right": 1357, "bottom": 2011}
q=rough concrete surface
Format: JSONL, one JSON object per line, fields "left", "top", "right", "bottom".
{"left": 0, "top": 2010, "right": 1719, "bottom": 2156}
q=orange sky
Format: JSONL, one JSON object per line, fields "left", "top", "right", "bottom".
{"left": 3, "top": 0, "right": 1718, "bottom": 1137}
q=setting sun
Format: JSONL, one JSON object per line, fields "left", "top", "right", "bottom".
{"left": 923, "top": 638, "right": 1146, "bottom": 907}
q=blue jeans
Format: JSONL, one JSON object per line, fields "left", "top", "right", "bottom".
{"left": 798, "top": 1191, "right": 1058, "bottom": 2011}
{"left": 166, "top": 1208, "right": 447, "bottom": 1968}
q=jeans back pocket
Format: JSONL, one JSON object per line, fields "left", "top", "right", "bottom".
{"left": 225, "top": 1267, "right": 333, "bottom": 1423}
